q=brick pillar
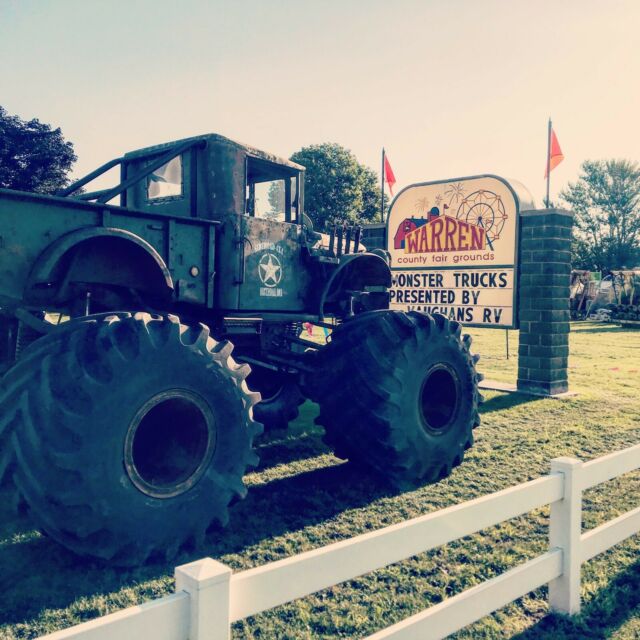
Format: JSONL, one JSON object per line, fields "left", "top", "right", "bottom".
{"left": 517, "top": 208, "right": 573, "bottom": 396}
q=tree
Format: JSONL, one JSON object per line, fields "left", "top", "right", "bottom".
{"left": 561, "top": 159, "right": 640, "bottom": 272}
{"left": 290, "top": 143, "right": 387, "bottom": 231}
{"left": 0, "top": 106, "right": 76, "bottom": 194}
{"left": 267, "top": 180, "right": 285, "bottom": 220}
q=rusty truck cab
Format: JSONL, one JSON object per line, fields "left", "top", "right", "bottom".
{"left": 119, "top": 134, "right": 304, "bottom": 225}
{"left": 57, "top": 134, "right": 310, "bottom": 313}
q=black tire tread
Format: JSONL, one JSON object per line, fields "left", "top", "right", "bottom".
{"left": 5, "top": 312, "right": 261, "bottom": 564}
{"left": 307, "top": 310, "right": 482, "bottom": 485}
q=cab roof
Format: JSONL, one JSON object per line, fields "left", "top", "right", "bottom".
{"left": 123, "top": 133, "right": 305, "bottom": 172}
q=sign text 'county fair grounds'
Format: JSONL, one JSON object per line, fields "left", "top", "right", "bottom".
{"left": 386, "top": 175, "right": 520, "bottom": 328}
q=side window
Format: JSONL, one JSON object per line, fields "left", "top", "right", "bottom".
{"left": 147, "top": 156, "right": 182, "bottom": 200}
{"left": 246, "top": 157, "right": 299, "bottom": 223}
{"left": 254, "top": 179, "right": 286, "bottom": 221}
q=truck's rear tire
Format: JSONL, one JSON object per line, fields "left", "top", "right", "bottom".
{"left": 248, "top": 366, "right": 304, "bottom": 432}
{"left": 5, "top": 312, "right": 261, "bottom": 565}
{"left": 307, "top": 311, "right": 482, "bottom": 486}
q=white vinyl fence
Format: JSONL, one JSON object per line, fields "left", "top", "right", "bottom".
{"left": 41, "top": 443, "right": 640, "bottom": 640}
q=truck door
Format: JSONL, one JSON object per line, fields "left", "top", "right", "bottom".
{"left": 238, "top": 159, "right": 308, "bottom": 311}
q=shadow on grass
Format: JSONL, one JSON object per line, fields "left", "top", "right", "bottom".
{"left": 254, "top": 431, "right": 330, "bottom": 470}
{"left": 512, "top": 559, "right": 640, "bottom": 639}
{"left": 0, "top": 439, "right": 399, "bottom": 627}
{"left": 480, "top": 391, "right": 540, "bottom": 414}
{"left": 207, "top": 458, "right": 397, "bottom": 557}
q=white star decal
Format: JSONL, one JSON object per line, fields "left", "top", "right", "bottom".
{"left": 258, "top": 253, "right": 282, "bottom": 287}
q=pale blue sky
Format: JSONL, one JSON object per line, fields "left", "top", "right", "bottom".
{"left": 1, "top": 0, "right": 638, "bottom": 205}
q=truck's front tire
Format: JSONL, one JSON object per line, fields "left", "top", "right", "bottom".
{"left": 5, "top": 313, "right": 261, "bottom": 565}
{"left": 307, "top": 311, "right": 482, "bottom": 486}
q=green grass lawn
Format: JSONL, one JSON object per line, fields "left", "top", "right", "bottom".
{"left": 1, "top": 322, "right": 640, "bottom": 639}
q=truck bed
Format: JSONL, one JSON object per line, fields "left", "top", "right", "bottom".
{"left": 0, "top": 188, "right": 216, "bottom": 311}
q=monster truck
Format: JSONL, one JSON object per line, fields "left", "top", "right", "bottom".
{"left": 0, "top": 133, "right": 481, "bottom": 564}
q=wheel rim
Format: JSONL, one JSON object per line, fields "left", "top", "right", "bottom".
{"left": 124, "top": 390, "right": 216, "bottom": 498}
{"left": 419, "top": 364, "right": 461, "bottom": 434}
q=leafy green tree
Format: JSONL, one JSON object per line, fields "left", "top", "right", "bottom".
{"left": 561, "top": 159, "right": 640, "bottom": 271}
{"left": 0, "top": 106, "right": 76, "bottom": 194}
{"left": 290, "top": 143, "right": 387, "bottom": 230}
{"left": 267, "top": 180, "right": 285, "bottom": 220}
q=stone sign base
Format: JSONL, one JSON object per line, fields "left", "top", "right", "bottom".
{"left": 516, "top": 208, "right": 573, "bottom": 396}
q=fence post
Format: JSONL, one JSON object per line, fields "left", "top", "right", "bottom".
{"left": 549, "top": 456, "right": 583, "bottom": 614}
{"left": 175, "top": 557, "right": 232, "bottom": 640}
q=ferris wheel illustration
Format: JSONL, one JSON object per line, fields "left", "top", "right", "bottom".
{"left": 456, "top": 190, "right": 508, "bottom": 250}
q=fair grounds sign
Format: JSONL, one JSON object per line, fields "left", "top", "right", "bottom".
{"left": 387, "top": 175, "right": 520, "bottom": 328}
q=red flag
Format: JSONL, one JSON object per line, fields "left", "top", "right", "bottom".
{"left": 384, "top": 153, "right": 396, "bottom": 195}
{"left": 544, "top": 128, "right": 564, "bottom": 178}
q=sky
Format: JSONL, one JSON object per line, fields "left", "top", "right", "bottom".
{"left": 1, "top": 0, "right": 639, "bottom": 207}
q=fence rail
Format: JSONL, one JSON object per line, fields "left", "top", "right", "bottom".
{"left": 43, "top": 593, "right": 190, "bottom": 640}
{"left": 230, "top": 474, "right": 562, "bottom": 622}
{"left": 42, "top": 442, "right": 640, "bottom": 640}
{"left": 368, "top": 551, "right": 563, "bottom": 640}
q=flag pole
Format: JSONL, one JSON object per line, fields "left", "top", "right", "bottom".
{"left": 545, "top": 117, "right": 552, "bottom": 208}
{"left": 381, "top": 147, "right": 385, "bottom": 223}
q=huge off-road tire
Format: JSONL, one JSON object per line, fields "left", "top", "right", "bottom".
{"left": 0, "top": 318, "right": 53, "bottom": 485}
{"left": 248, "top": 365, "right": 305, "bottom": 432}
{"left": 307, "top": 311, "right": 482, "bottom": 486}
{"left": 0, "top": 316, "right": 18, "bottom": 376}
{"left": 3, "top": 312, "right": 261, "bottom": 565}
